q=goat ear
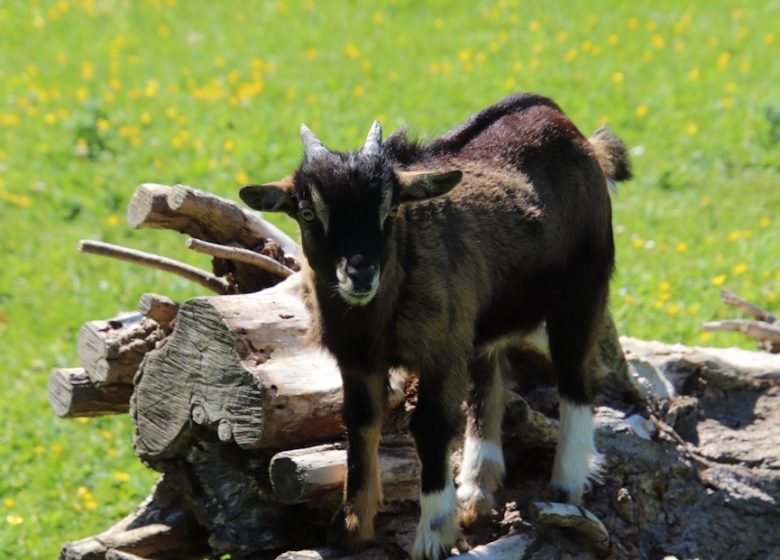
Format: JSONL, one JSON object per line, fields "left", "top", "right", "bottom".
{"left": 239, "top": 176, "right": 296, "bottom": 214}
{"left": 396, "top": 169, "right": 463, "bottom": 203}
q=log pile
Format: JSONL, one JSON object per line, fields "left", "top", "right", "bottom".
{"left": 51, "top": 184, "right": 780, "bottom": 559}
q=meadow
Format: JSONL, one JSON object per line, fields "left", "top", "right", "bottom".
{"left": 0, "top": 0, "right": 778, "bottom": 557}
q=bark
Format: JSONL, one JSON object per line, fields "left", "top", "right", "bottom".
{"left": 137, "top": 293, "right": 178, "bottom": 330}
{"left": 78, "top": 313, "right": 166, "bottom": 386}
{"left": 59, "top": 476, "right": 208, "bottom": 560}
{"left": 48, "top": 368, "right": 132, "bottom": 417}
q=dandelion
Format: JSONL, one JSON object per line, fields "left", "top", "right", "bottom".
{"left": 759, "top": 216, "right": 770, "bottom": 227}
{"left": 33, "top": 445, "right": 45, "bottom": 454}
{"left": 372, "top": 11, "right": 385, "bottom": 24}
{"left": 643, "top": 51, "right": 654, "bottom": 62}
{"left": 608, "top": 34, "right": 619, "bottom": 46}
{"left": 716, "top": 52, "right": 730, "bottom": 71}
{"left": 84, "top": 499, "right": 97, "bottom": 510}
{"left": 556, "top": 31, "right": 568, "bottom": 42}
{"left": 353, "top": 84, "right": 365, "bottom": 96}
{"left": 305, "top": 48, "right": 318, "bottom": 59}
{"left": 213, "top": 56, "right": 225, "bottom": 68}
{"left": 77, "top": 486, "right": 90, "bottom": 498}
{"left": 6, "top": 514, "right": 23, "bottom": 526}
{"left": 113, "top": 471, "right": 131, "bottom": 482}
{"left": 685, "top": 123, "right": 698, "bottom": 136}
{"left": 675, "top": 242, "right": 688, "bottom": 252}
{"left": 612, "top": 72, "right": 624, "bottom": 84}
{"left": 140, "top": 112, "right": 152, "bottom": 125}
{"left": 563, "top": 48, "right": 578, "bottom": 62}
{"left": 504, "top": 77, "right": 516, "bottom": 90}
{"left": 529, "top": 20, "right": 540, "bottom": 32}
{"left": 765, "top": 33, "right": 776, "bottom": 46}
{"left": 721, "top": 98, "right": 734, "bottom": 109}
{"left": 106, "top": 214, "right": 120, "bottom": 227}
{"left": 627, "top": 18, "right": 638, "bottom": 30}
{"left": 711, "top": 275, "right": 727, "bottom": 286}
{"left": 659, "top": 281, "right": 671, "bottom": 292}
{"left": 635, "top": 104, "right": 648, "bottom": 118}
{"left": 3, "top": 498, "right": 15, "bottom": 508}
{"left": 344, "top": 43, "right": 360, "bottom": 59}
{"left": 652, "top": 34, "right": 665, "bottom": 50}
{"left": 667, "top": 304, "right": 680, "bottom": 315}
{"left": 107, "top": 448, "right": 119, "bottom": 458}
{"left": 699, "top": 331, "right": 711, "bottom": 343}
{"left": 623, "top": 294, "right": 635, "bottom": 304}
{"left": 81, "top": 61, "right": 94, "bottom": 80}
{"left": 224, "top": 139, "right": 235, "bottom": 152}
{"left": 776, "top": 271, "right": 780, "bottom": 281}
{"left": 727, "top": 230, "right": 741, "bottom": 242}
{"left": 158, "top": 24, "right": 170, "bottom": 37}
{"left": 236, "top": 170, "right": 249, "bottom": 184}
{"left": 674, "top": 42, "right": 685, "bottom": 53}
{"left": 434, "top": 17, "right": 445, "bottom": 30}
{"left": 732, "top": 262, "right": 748, "bottom": 275}
{"left": 632, "top": 238, "right": 644, "bottom": 249}
{"left": 739, "top": 60, "right": 751, "bottom": 73}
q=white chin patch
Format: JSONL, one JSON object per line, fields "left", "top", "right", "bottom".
{"left": 338, "top": 285, "right": 377, "bottom": 306}
{"left": 550, "top": 399, "right": 602, "bottom": 504}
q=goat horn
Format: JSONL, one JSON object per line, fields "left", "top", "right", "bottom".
{"left": 300, "top": 124, "right": 329, "bottom": 160}
{"left": 362, "top": 120, "right": 382, "bottom": 156}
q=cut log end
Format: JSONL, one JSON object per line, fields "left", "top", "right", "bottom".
{"left": 48, "top": 368, "right": 132, "bottom": 418}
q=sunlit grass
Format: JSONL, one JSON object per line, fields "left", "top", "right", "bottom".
{"left": 1, "top": 0, "right": 778, "bottom": 557}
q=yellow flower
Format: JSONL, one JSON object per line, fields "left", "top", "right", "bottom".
{"left": 659, "top": 292, "right": 671, "bottom": 302}
{"left": 113, "top": 471, "right": 131, "bottom": 482}
{"left": 106, "top": 448, "right": 119, "bottom": 458}
{"left": 236, "top": 170, "right": 249, "bottom": 184}
{"left": 563, "top": 48, "right": 578, "bottom": 62}
{"left": 635, "top": 104, "right": 649, "bottom": 118}
{"left": 81, "top": 61, "right": 94, "bottom": 80}
{"left": 652, "top": 34, "right": 665, "bottom": 50}
{"left": 632, "top": 238, "right": 644, "bottom": 249}
{"left": 711, "top": 275, "right": 727, "bottom": 286}
{"left": 158, "top": 24, "right": 170, "bottom": 37}
{"left": 434, "top": 17, "right": 445, "bottom": 30}
{"left": 627, "top": 18, "right": 638, "bottom": 30}
{"left": 77, "top": 486, "right": 90, "bottom": 498}
{"left": 224, "top": 139, "right": 235, "bottom": 152}
{"left": 529, "top": 20, "right": 540, "bottom": 32}
{"left": 612, "top": 71, "right": 624, "bottom": 84}
{"left": 141, "top": 112, "right": 153, "bottom": 125}
{"left": 765, "top": 33, "right": 776, "bottom": 46}
{"left": 732, "top": 262, "right": 748, "bottom": 275}
{"left": 608, "top": 34, "right": 619, "bottom": 46}
{"left": 659, "top": 281, "right": 671, "bottom": 292}
{"left": 727, "top": 230, "right": 741, "bottom": 241}
{"left": 372, "top": 11, "right": 385, "bottom": 24}
{"left": 33, "top": 445, "right": 45, "bottom": 455}
{"left": 3, "top": 498, "right": 15, "bottom": 508}
{"left": 556, "top": 31, "right": 568, "bottom": 42}
{"left": 699, "top": 331, "right": 711, "bottom": 343}
{"left": 667, "top": 304, "right": 680, "bottom": 315}
{"left": 776, "top": 271, "right": 780, "bottom": 281}
{"left": 344, "top": 43, "right": 360, "bottom": 59}
{"left": 504, "top": 77, "right": 516, "bottom": 90}
{"left": 675, "top": 242, "right": 688, "bottom": 252}
{"left": 6, "top": 514, "right": 23, "bottom": 526}
{"left": 759, "top": 216, "right": 770, "bottom": 227}
{"left": 721, "top": 97, "right": 734, "bottom": 109}
{"left": 213, "top": 56, "right": 225, "bottom": 68}
{"left": 305, "top": 48, "right": 318, "bottom": 59}
{"left": 106, "top": 214, "right": 120, "bottom": 227}
{"left": 84, "top": 499, "right": 97, "bottom": 510}
{"left": 623, "top": 294, "right": 635, "bottom": 304}
{"left": 353, "top": 84, "right": 365, "bottom": 96}
{"left": 688, "top": 67, "right": 699, "bottom": 80}
{"left": 685, "top": 123, "right": 698, "bottom": 136}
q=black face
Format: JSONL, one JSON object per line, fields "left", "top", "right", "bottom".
{"left": 293, "top": 151, "right": 399, "bottom": 306}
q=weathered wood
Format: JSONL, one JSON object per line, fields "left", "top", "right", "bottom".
{"left": 48, "top": 367, "right": 132, "bottom": 417}
{"left": 703, "top": 319, "right": 780, "bottom": 344}
{"left": 79, "top": 240, "right": 231, "bottom": 294}
{"left": 187, "top": 237, "right": 295, "bottom": 279}
{"left": 78, "top": 313, "right": 166, "bottom": 385}
{"left": 456, "top": 534, "right": 535, "bottom": 559}
{"left": 126, "top": 183, "right": 300, "bottom": 277}
{"left": 528, "top": 502, "right": 609, "bottom": 553}
{"left": 720, "top": 288, "right": 776, "bottom": 323}
{"left": 133, "top": 275, "right": 344, "bottom": 463}
{"left": 105, "top": 551, "right": 149, "bottom": 560}
{"left": 59, "top": 477, "right": 208, "bottom": 560}
{"left": 138, "top": 293, "right": 178, "bottom": 330}
{"left": 269, "top": 443, "right": 420, "bottom": 505}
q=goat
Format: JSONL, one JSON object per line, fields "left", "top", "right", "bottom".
{"left": 240, "top": 93, "right": 631, "bottom": 560}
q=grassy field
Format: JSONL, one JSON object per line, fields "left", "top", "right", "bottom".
{"left": 1, "top": 0, "right": 778, "bottom": 557}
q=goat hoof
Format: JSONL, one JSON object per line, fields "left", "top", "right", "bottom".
{"left": 328, "top": 507, "right": 372, "bottom": 553}
{"left": 456, "top": 483, "right": 495, "bottom": 527}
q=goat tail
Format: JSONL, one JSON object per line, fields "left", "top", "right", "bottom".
{"left": 588, "top": 125, "right": 632, "bottom": 185}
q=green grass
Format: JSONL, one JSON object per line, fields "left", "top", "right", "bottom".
{"left": 1, "top": 0, "right": 778, "bottom": 557}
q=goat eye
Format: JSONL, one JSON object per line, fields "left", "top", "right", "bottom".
{"left": 299, "top": 207, "right": 316, "bottom": 222}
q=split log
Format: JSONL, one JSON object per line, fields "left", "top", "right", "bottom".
{"left": 528, "top": 502, "right": 609, "bottom": 553}
{"left": 137, "top": 293, "right": 178, "bottom": 330}
{"left": 133, "top": 275, "right": 344, "bottom": 464}
{"left": 269, "top": 443, "right": 420, "bottom": 505}
{"left": 78, "top": 312, "right": 166, "bottom": 386}
{"left": 48, "top": 368, "right": 132, "bottom": 418}
{"left": 59, "top": 476, "right": 208, "bottom": 560}
{"left": 126, "top": 183, "right": 300, "bottom": 292}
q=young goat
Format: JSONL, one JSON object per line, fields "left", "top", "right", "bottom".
{"left": 240, "top": 93, "right": 631, "bottom": 560}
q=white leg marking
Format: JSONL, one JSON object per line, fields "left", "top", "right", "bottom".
{"left": 551, "top": 399, "right": 601, "bottom": 504}
{"left": 412, "top": 480, "right": 459, "bottom": 560}
{"left": 456, "top": 437, "right": 505, "bottom": 513}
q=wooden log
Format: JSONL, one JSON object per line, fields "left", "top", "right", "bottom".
{"left": 138, "top": 293, "right": 178, "bottom": 330}
{"left": 126, "top": 182, "right": 300, "bottom": 271}
{"left": 456, "top": 533, "right": 535, "bottom": 559}
{"left": 48, "top": 368, "right": 132, "bottom": 417}
{"left": 60, "top": 476, "right": 208, "bottom": 560}
{"left": 78, "top": 313, "right": 165, "bottom": 386}
{"left": 187, "top": 237, "right": 295, "bottom": 279}
{"left": 269, "top": 443, "right": 420, "bottom": 505}
{"left": 528, "top": 501, "right": 610, "bottom": 553}
{"left": 133, "top": 275, "right": 344, "bottom": 463}
{"left": 105, "top": 551, "right": 149, "bottom": 560}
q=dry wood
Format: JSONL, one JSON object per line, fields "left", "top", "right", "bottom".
{"left": 126, "top": 183, "right": 300, "bottom": 265}
{"left": 138, "top": 293, "right": 178, "bottom": 329}
{"left": 105, "top": 551, "right": 149, "bottom": 560}
{"left": 528, "top": 502, "right": 609, "bottom": 552}
{"left": 78, "top": 312, "right": 165, "bottom": 385}
{"left": 133, "top": 275, "right": 345, "bottom": 463}
{"left": 48, "top": 367, "right": 132, "bottom": 417}
{"left": 702, "top": 319, "right": 780, "bottom": 344}
{"left": 456, "top": 533, "right": 535, "bottom": 559}
{"left": 79, "top": 240, "right": 230, "bottom": 294}
{"left": 186, "top": 237, "right": 295, "bottom": 279}
{"left": 720, "top": 288, "right": 776, "bottom": 323}
{"left": 269, "top": 443, "right": 420, "bottom": 505}
{"left": 59, "top": 477, "right": 208, "bottom": 560}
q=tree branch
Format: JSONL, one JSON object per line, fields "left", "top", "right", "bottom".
{"left": 79, "top": 240, "right": 231, "bottom": 294}
{"left": 720, "top": 289, "right": 776, "bottom": 323}
{"left": 702, "top": 319, "right": 780, "bottom": 344}
{"left": 186, "top": 237, "right": 295, "bottom": 280}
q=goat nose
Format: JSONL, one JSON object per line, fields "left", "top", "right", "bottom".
{"left": 346, "top": 263, "right": 378, "bottom": 287}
